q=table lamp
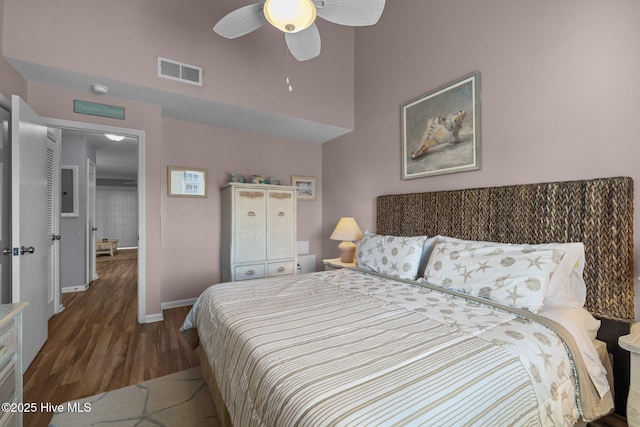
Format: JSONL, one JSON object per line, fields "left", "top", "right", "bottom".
{"left": 330, "top": 217, "right": 363, "bottom": 263}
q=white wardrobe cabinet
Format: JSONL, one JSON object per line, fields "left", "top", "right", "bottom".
{"left": 221, "top": 183, "right": 297, "bottom": 282}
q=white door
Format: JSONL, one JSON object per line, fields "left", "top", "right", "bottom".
{"left": 0, "top": 104, "right": 10, "bottom": 304}
{"left": 11, "top": 95, "right": 52, "bottom": 372}
{"left": 87, "top": 159, "right": 97, "bottom": 283}
{"left": 266, "top": 189, "right": 295, "bottom": 260}
{"left": 46, "top": 129, "right": 60, "bottom": 318}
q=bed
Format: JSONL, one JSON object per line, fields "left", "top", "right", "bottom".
{"left": 182, "top": 176, "right": 634, "bottom": 426}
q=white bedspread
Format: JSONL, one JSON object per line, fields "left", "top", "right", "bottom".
{"left": 182, "top": 269, "right": 611, "bottom": 426}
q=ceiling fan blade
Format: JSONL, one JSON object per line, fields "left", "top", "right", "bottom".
{"left": 285, "top": 23, "right": 321, "bottom": 61}
{"left": 213, "top": 3, "right": 267, "bottom": 39}
{"left": 315, "top": 0, "right": 385, "bottom": 26}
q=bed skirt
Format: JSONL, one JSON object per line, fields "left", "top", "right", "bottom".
{"left": 197, "top": 345, "right": 233, "bottom": 427}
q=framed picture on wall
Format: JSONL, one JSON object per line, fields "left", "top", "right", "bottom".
{"left": 168, "top": 166, "right": 208, "bottom": 197}
{"left": 401, "top": 71, "right": 481, "bottom": 179}
{"left": 291, "top": 176, "right": 316, "bottom": 201}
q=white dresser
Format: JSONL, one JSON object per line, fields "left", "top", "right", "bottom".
{"left": 0, "top": 303, "right": 27, "bottom": 427}
{"left": 221, "top": 183, "right": 297, "bottom": 282}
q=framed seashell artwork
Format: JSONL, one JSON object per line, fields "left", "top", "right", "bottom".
{"left": 401, "top": 71, "right": 481, "bottom": 179}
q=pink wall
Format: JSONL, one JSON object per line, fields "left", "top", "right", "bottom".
{"left": 0, "top": 1, "right": 328, "bottom": 317}
{"left": 0, "top": 0, "right": 25, "bottom": 99}
{"left": 323, "top": 0, "right": 640, "bottom": 318}
{"left": 5, "top": 1, "right": 640, "bottom": 319}
{"left": 160, "top": 118, "right": 322, "bottom": 302}
{"left": 2, "top": 0, "right": 354, "bottom": 130}
{"left": 22, "top": 84, "right": 323, "bottom": 316}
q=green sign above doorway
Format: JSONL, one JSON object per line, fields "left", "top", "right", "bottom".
{"left": 73, "top": 100, "right": 125, "bottom": 120}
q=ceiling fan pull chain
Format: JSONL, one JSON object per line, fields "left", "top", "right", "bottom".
{"left": 286, "top": 45, "right": 293, "bottom": 92}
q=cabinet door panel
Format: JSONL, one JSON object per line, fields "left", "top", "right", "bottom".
{"left": 234, "top": 189, "right": 266, "bottom": 262}
{"left": 267, "top": 191, "right": 295, "bottom": 260}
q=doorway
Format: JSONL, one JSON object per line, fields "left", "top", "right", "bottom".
{"left": 46, "top": 118, "right": 146, "bottom": 323}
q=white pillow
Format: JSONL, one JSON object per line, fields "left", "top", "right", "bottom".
{"left": 539, "top": 242, "right": 586, "bottom": 308}
{"left": 425, "top": 238, "right": 564, "bottom": 313}
{"left": 356, "top": 232, "right": 428, "bottom": 280}
{"left": 433, "top": 236, "right": 587, "bottom": 309}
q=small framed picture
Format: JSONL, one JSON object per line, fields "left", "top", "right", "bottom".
{"left": 168, "top": 166, "right": 207, "bottom": 197}
{"left": 291, "top": 175, "right": 316, "bottom": 201}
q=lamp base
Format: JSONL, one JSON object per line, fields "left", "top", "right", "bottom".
{"left": 337, "top": 241, "right": 357, "bottom": 264}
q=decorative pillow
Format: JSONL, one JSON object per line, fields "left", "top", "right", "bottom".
{"left": 424, "top": 239, "right": 564, "bottom": 313}
{"left": 356, "top": 233, "right": 428, "bottom": 280}
{"left": 433, "top": 236, "right": 587, "bottom": 309}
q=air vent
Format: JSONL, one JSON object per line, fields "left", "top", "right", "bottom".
{"left": 158, "top": 57, "right": 202, "bottom": 86}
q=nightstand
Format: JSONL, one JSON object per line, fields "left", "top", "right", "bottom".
{"left": 322, "top": 258, "right": 356, "bottom": 271}
{"left": 619, "top": 322, "right": 640, "bottom": 425}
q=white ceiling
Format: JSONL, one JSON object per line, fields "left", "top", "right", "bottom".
{"left": 63, "top": 128, "right": 138, "bottom": 182}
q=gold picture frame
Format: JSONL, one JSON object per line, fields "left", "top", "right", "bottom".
{"left": 168, "top": 166, "right": 208, "bottom": 198}
{"left": 291, "top": 175, "right": 316, "bottom": 201}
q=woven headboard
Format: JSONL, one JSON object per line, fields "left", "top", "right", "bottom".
{"left": 376, "top": 177, "right": 634, "bottom": 322}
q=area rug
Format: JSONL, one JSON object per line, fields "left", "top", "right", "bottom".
{"left": 49, "top": 367, "right": 220, "bottom": 426}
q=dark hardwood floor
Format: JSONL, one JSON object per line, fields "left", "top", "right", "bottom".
{"left": 23, "top": 250, "right": 199, "bottom": 427}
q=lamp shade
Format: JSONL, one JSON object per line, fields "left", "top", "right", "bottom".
{"left": 263, "top": 0, "right": 316, "bottom": 33}
{"left": 330, "top": 217, "right": 363, "bottom": 242}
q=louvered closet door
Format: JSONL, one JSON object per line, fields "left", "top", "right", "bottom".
{"left": 234, "top": 189, "right": 266, "bottom": 262}
{"left": 267, "top": 190, "right": 295, "bottom": 260}
{"left": 45, "top": 139, "right": 56, "bottom": 318}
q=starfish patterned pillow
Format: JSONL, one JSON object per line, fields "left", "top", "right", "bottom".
{"left": 356, "top": 233, "right": 428, "bottom": 280}
{"left": 424, "top": 240, "right": 564, "bottom": 313}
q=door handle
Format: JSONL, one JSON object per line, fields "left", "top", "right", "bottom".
{"left": 91, "top": 227, "right": 98, "bottom": 232}
{"left": 20, "top": 246, "right": 35, "bottom": 255}
{"left": 52, "top": 235, "right": 61, "bottom": 241}
{"left": 1, "top": 248, "right": 11, "bottom": 256}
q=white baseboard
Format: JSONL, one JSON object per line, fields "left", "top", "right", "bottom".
{"left": 143, "top": 298, "right": 197, "bottom": 324}
{"left": 144, "top": 313, "right": 164, "bottom": 323}
{"left": 61, "top": 284, "right": 89, "bottom": 293}
{"left": 161, "top": 298, "right": 198, "bottom": 311}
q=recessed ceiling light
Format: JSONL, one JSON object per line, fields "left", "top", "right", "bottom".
{"left": 91, "top": 84, "right": 109, "bottom": 94}
{"left": 105, "top": 134, "right": 125, "bottom": 142}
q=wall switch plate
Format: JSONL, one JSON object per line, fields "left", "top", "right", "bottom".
{"left": 297, "top": 241, "right": 309, "bottom": 255}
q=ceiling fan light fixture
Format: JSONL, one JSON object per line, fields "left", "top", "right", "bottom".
{"left": 263, "top": 0, "right": 316, "bottom": 33}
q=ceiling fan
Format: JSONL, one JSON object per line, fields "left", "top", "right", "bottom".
{"left": 213, "top": 0, "right": 386, "bottom": 61}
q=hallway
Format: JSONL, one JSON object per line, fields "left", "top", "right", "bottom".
{"left": 23, "top": 250, "right": 199, "bottom": 426}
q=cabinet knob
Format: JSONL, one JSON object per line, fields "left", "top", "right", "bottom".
{"left": 278, "top": 212, "right": 285, "bottom": 216}
{"left": 277, "top": 266, "right": 285, "bottom": 272}
{"left": 247, "top": 211, "right": 256, "bottom": 217}
{"left": 246, "top": 270, "right": 255, "bottom": 276}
